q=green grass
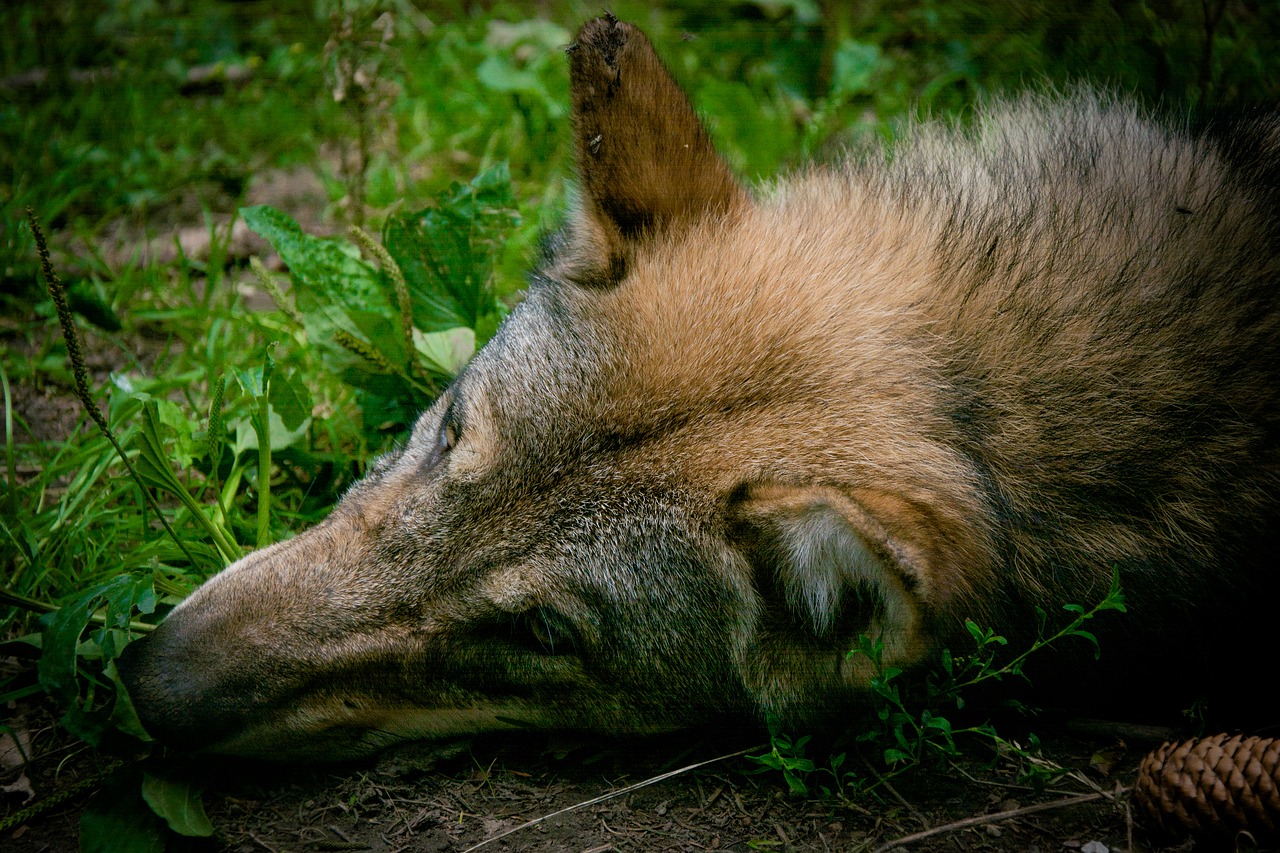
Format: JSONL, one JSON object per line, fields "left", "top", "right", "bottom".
{"left": 2, "top": 0, "right": 1279, "bottom": 845}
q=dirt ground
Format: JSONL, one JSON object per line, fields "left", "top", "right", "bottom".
{"left": 4, "top": 683, "right": 1191, "bottom": 853}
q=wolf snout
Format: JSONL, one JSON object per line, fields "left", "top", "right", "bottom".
{"left": 117, "top": 615, "right": 256, "bottom": 753}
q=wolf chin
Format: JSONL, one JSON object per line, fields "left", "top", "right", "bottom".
{"left": 119, "top": 16, "right": 1279, "bottom": 760}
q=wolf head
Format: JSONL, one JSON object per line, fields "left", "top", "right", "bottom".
{"left": 119, "top": 18, "right": 955, "bottom": 759}
{"left": 118, "top": 18, "right": 1280, "bottom": 759}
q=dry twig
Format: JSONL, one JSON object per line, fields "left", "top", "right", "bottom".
{"left": 459, "top": 744, "right": 763, "bottom": 852}
{"left": 870, "top": 790, "right": 1114, "bottom": 853}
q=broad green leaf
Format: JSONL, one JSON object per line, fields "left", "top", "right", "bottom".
{"left": 106, "top": 658, "right": 153, "bottom": 741}
{"left": 383, "top": 164, "right": 516, "bottom": 338}
{"left": 231, "top": 409, "right": 311, "bottom": 455}
{"left": 242, "top": 210, "right": 405, "bottom": 378}
{"left": 1074, "top": 629, "right": 1102, "bottom": 658}
{"left": 414, "top": 326, "right": 475, "bottom": 377}
{"left": 782, "top": 769, "right": 809, "bottom": 796}
{"left": 268, "top": 369, "right": 314, "bottom": 432}
{"left": 233, "top": 350, "right": 309, "bottom": 451}
{"left": 154, "top": 398, "right": 198, "bottom": 469}
{"left": 924, "top": 715, "right": 953, "bottom": 733}
{"left": 240, "top": 205, "right": 386, "bottom": 314}
{"left": 344, "top": 308, "right": 408, "bottom": 366}
{"left": 80, "top": 768, "right": 168, "bottom": 853}
{"left": 141, "top": 770, "right": 213, "bottom": 837}
{"left": 884, "top": 747, "right": 914, "bottom": 765}
{"left": 38, "top": 575, "right": 157, "bottom": 742}
{"left": 234, "top": 364, "right": 265, "bottom": 400}
{"left": 39, "top": 574, "right": 156, "bottom": 711}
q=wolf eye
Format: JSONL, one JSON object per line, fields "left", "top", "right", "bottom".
{"left": 439, "top": 419, "right": 457, "bottom": 453}
{"left": 518, "top": 607, "right": 577, "bottom": 656}
{"left": 427, "top": 412, "right": 458, "bottom": 469}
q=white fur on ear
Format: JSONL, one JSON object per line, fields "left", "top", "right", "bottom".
{"left": 772, "top": 500, "right": 919, "bottom": 645}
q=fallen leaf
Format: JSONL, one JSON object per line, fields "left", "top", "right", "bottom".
{"left": 2, "top": 773, "right": 34, "bottom": 804}
{"left": 0, "top": 727, "right": 31, "bottom": 770}
{"left": 1090, "top": 748, "right": 1121, "bottom": 777}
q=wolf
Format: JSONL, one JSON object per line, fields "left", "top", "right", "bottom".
{"left": 119, "top": 16, "right": 1280, "bottom": 760}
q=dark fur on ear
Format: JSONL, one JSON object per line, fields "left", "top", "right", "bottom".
{"left": 732, "top": 484, "right": 928, "bottom": 658}
{"left": 562, "top": 16, "right": 747, "bottom": 282}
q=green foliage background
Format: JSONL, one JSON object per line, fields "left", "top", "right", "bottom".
{"left": 1, "top": 0, "right": 1278, "bottom": 827}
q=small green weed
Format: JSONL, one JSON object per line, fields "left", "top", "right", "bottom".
{"left": 750, "top": 716, "right": 818, "bottom": 797}
{"left": 752, "top": 570, "right": 1127, "bottom": 799}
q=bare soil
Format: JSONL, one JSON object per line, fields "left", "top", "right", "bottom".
{"left": 4, "top": 676, "right": 1223, "bottom": 853}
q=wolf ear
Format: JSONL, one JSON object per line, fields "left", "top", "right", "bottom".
{"left": 733, "top": 484, "right": 927, "bottom": 657}
{"left": 563, "top": 16, "right": 746, "bottom": 281}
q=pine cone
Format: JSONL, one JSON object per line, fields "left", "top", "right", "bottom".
{"left": 1135, "top": 734, "right": 1280, "bottom": 844}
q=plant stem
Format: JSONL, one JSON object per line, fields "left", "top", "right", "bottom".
{"left": 255, "top": 353, "right": 273, "bottom": 549}
{"left": 27, "top": 208, "right": 199, "bottom": 569}
{"left": 1, "top": 363, "right": 15, "bottom": 517}
{"left": 0, "top": 587, "right": 155, "bottom": 633}
{"left": 871, "top": 791, "right": 1109, "bottom": 852}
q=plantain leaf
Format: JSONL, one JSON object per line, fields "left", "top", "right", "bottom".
{"left": 240, "top": 205, "right": 385, "bottom": 312}
{"left": 80, "top": 768, "right": 168, "bottom": 853}
{"left": 38, "top": 573, "right": 156, "bottom": 744}
{"left": 141, "top": 769, "right": 214, "bottom": 837}
{"left": 413, "top": 326, "right": 475, "bottom": 377}
{"left": 106, "top": 658, "right": 152, "bottom": 742}
{"left": 383, "top": 163, "right": 515, "bottom": 340}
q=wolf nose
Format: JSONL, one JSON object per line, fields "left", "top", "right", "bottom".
{"left": 116, "top": 620, "right": 248, "bottom": 752}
